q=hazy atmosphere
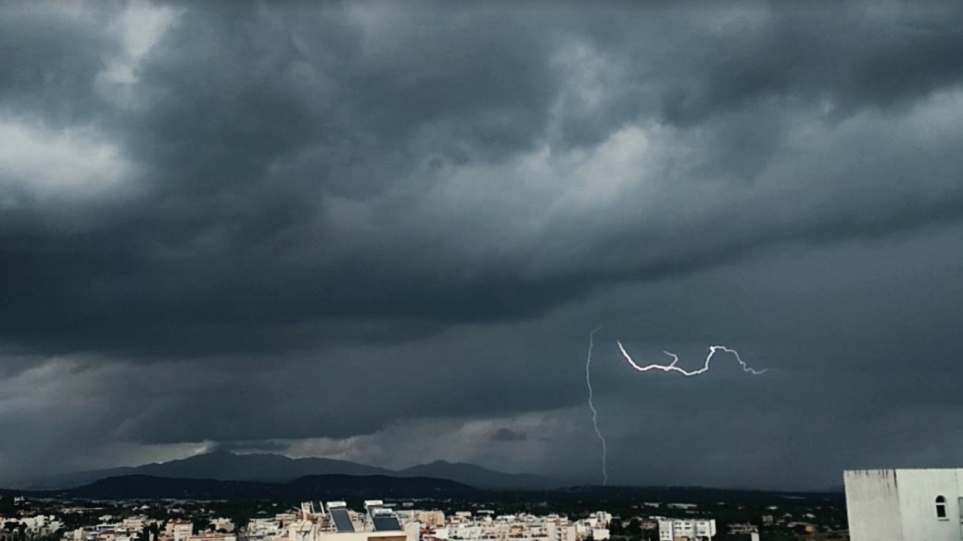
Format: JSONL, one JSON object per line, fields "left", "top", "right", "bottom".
{"left": 2, "top": 1, "right": 963, "bottom": 490}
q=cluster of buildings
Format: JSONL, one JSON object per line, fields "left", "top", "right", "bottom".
{"left": 228, "top": 504, "right": 731, "bottom": 541}
{"left": 239, "top": 503, "right": 613, "bottom": 541}
{"left": 0, "top": 515, "right": 64, "bottom": 541}
{"left": 21, "top": 485, "right": 887, "bottom": 541}
{"left": 0, "top": 499, "right": 733, "bottom": 541}
{"left": 427, "top": 510, "right": 612, "bottom": 541}
{"left": 5, "top": 490, "right": 853, "bottom": 541}
{"left": 232, "top": 504, "right": 724, "bottom": 541}
{"left": 59, "top": 516, "right": 235, "bottom": 541}
{"left": 283, "top": 500, "right": 418, "bottom": 541}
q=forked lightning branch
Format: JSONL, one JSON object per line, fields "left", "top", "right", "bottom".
{"left": 585, "top": 329, "right": 767, "bottom": 485}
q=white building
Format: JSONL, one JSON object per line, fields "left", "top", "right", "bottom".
{"left": 246, "top": 518, "right": 282, "bottom": 541}
{"left": 123, "top": 519, "right": 147, "bottom": 532}
{"left": 188, "top": 535, "right": 236, "bottom": 541}
{"left": 168, "top": 522, "right": 193, "bottom": 541}
{"left": 657, "top": 519, "right": 716, "bottom": 541}
{"left": 845, "top": 468, "right": 963, "bottom": 541}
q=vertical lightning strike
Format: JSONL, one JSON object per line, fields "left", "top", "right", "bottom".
{"left": 585, "top": 324, "right": 608, "bottom": 486}
{"left": 617, "top": 342, "right": 768, "bottom": 376}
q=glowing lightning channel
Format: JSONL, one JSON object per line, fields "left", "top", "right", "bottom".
{"left": 581, "top": 340, "right": 765, "bottom": 486}
{"left": 616, "top": 342, "right": 768, "bottom": 376}
{"left": 585, "top": 324, "right": 608, "bottom": 486}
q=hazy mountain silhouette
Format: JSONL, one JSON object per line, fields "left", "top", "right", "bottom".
{"left": 58, "top": 473, "right": 476, "bottom": 500}
{"left": 31, "top": 451, "right": 561, "bottom": 491}
{"left": 28, "top": 475, "right": 843, "bottom": 504}
{"left": 398, "top": 460, "right": 559, "bottom": 491}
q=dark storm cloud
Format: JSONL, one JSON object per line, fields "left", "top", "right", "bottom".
{"left": 0, "top": 4, "right": 114, "bottom": 125}
{"left": 208, "top": 440, "right": 291, "bottom": 454}
{"left": 3, "top": 2, "right": 963, "bottom": 358}
{"left": 490, "top": 428, "right": 528, "bottom": 442}
{"left": 589, "top": 4, "right": 963, "bottom": 122}
{"left": 2, "top": 1, "right": 963, "bottom": 488}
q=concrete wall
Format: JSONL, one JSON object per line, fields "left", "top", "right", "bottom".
{"left": 845, "top": 469, "right": 904, "bottom": 541}
{"left": 893, "top": 469, "right": 963, "bottom": 541}
{"left": 845, "top": 469, "right": 963, "bottom": 541}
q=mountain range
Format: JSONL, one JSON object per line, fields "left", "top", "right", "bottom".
{"left": 5, "top": 473, "right": 845, "bottom": 504}
{"left": 28, "top": 451, "right": 562, "bottom": 491}
{"left": 52, "top": 473, "right": 476, "bottom": 500}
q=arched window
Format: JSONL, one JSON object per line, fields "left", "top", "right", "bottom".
{"left": 936, "top": 496, "right": 947, "bottom": 519}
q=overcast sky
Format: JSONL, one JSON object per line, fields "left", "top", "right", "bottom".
{"left": 2, "top": 0, "right": 963, "bottom": 490}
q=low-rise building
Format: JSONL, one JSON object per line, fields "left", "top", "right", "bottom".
{"left": 167, "top": 521, "right": 192, "bottom": 541}
{"left": 657, "top": 519, "right": 716, "bottom": 541}
{"left": 726, "top": 523, "right": 756, "bottom": 535}
{"left": 123, "top": 518, "right": 147, "bottom": 532}
{"left": 188, "top": 534, "right": 235, "bottom": 541}
{"left": 211, "top": 519, "right": 234, "bottom": 534}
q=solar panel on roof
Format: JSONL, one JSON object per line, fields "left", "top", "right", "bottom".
{"left": 372, "top": 516, "right": 402, "bottom": 532}
{"left": 330, "top": 509, "right": 355, "bottom": 532}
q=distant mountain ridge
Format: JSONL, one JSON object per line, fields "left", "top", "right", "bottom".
{"left": 398, "top": 460, "right": 556, "bottom": 491}
{"left": 11, "top": 474, "right": 846, "bottom": 503}
{"left": 60, "top": 473, "right": 476, "bottom": 500}
{"left": 31, "top": 451, "right": 561, "bottom": 491}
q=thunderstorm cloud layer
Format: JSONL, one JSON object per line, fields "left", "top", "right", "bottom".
{"left": 2, "top": 1, "right": 963, "bottom": 489}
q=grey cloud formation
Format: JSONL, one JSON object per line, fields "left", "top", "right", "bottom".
{"left": 1, "top": 0, "right": 963, "bottom": 489}
{"left": 491, "top": 428, "right": 529, "bottom": 442}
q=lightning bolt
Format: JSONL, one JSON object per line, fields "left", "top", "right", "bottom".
{"left": 585, "top": 324, "right": 608, "bottom": 486}
{"left": 617, "top": 342, "right": 768, "bottom": 376}
{"left": 586, "top": 337, "right": 765, "bottom": 486}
